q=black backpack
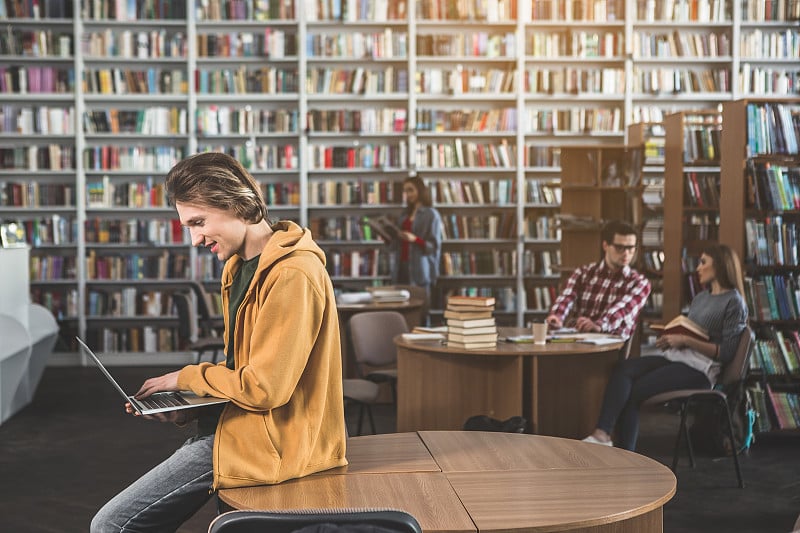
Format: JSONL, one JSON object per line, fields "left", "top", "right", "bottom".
{"left": 688, "top": 381, "right": 755, "bottom": 456}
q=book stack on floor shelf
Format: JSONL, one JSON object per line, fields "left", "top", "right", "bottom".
{"left": 444, "top": 296, "right": 498, "bottom": 349}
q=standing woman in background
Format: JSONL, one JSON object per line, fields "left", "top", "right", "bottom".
{"left": 391, "top": 176, "right": 442, "bottom": 313}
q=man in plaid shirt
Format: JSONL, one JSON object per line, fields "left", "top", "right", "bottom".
{"left": 546, "top": 220, "right": 651, "bottom": 340}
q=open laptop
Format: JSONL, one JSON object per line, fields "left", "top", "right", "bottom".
{"left": 77, "top": 337, "right": 228, "bottom": 415}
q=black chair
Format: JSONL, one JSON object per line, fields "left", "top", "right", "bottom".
{"left": 173, "top": 282, "right": 226, "bottom": 364}
{"left": 208, "top": 508, "right": 422, "bottom": 533}
{"left": 642, "top": 325, "right": 754, "bottom": 488}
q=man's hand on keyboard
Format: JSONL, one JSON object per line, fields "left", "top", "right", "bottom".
{"left": 134, "top": 370, "right": 181, "bottom": 400}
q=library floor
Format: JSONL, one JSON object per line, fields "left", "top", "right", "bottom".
{"left": 1, "top": 366, "right": 798, "bottom": 533}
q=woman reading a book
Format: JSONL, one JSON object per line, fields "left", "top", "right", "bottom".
{"left": 582, "top": 243, "right": 748, "bottom": 450}
{"left": 389, "top": 176, "right": 442, "bottom": 308}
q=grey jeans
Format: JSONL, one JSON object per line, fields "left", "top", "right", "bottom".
{"left": 90, "top": 434, "right": 215, "bottom": 533}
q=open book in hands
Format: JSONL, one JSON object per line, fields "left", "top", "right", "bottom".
{"left": 650, "top": 315, "right": 709, "bottom": 341}
{"left": 362, "top": 215, "right": 401, "bottom": 241}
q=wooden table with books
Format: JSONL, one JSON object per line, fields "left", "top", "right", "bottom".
{"left": 394, "top": 325, "right": 625, "bottom": 437}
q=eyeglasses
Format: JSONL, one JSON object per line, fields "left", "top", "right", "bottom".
{"left": 611, "top": 243, "right": 637, "bottom": 253}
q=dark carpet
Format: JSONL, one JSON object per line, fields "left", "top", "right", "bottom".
{"left": 0, "top": 367, "right": 797, "bottom": 532}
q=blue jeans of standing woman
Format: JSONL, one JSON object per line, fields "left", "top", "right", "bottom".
{"left": 596, "top": 356, "right": 710, "bottom": 451}
{"left": 90, "top": 434, "right": 214, "bottom": 533}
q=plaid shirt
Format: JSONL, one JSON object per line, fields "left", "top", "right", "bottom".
{"left": 549, "top": 260, "right": 651, "bottom": 339}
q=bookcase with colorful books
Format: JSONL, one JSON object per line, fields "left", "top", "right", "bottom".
{"left": 720, "top": 97, "right": 800, "bottom": 434}
{"left": 661, "top": 109, "right": 722, "bottom": 320}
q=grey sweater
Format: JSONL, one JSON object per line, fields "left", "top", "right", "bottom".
{"left": 686, "top": 289, "right": 748, "bottom": 366}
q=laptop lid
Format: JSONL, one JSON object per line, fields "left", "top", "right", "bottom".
{"left": 76, "top": 337, "right": 228, "bottom": 415}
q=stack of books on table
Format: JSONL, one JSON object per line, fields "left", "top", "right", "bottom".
{"left": 445, "top": 295, "right": 497, "bottom": 349}
{"left": 367, "top": 287, "right": 410, "bottom": 303}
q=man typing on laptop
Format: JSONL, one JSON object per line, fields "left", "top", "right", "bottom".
{"left": 90, "top": 153, "right": 348, "bottom": 533}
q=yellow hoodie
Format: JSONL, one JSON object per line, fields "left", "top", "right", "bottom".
{"left": 177, "top": 221, "right": 348, "bottom": 489}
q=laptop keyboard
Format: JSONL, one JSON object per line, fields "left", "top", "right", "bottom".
{"left": 138, "top": 393, "right": 189, "bottom": 410}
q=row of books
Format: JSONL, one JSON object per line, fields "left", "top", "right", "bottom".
{"left": 309, "top": 216, "right": 381, "bottom": 242}
{"left": 307, "top": 0, "right": 406, "bottom": 22}
{"left": 9, "top": 215, "right": 76, "bottom": 246}
{"left": 307, "top": 108, "right": 406, "bottom": 134}
{"left": 633, "top": 30, "right": 731, "bottom": 59}
{"left": 82, "top": 29, "right": 186, "bottom": 59}
{"left": 745, "top": 216, "right": 799, "bottom": 267}
{"left": 0, "top": 145, "right": 75, "bottom": 171}
{"left": 416, "top": 67, "right": 514, "bottom": 95}
{"left": 85, "top": 249, "right": 190, "bottom": 280}
{"left": 0, "top": 28, "right": 72, "bottom": 58}
{"left": 682, "top": 213, "right": 720, "bottom": 242}
{"left": 84, "top": 68, "right": 186, "bottom": 95}
{"left": 525, "top": 107, "right": 622, "bottom": 134}
{"left": 684, "top": 172, "right": 720, "bottom": 208}
{"left": 746, "top": 162, "right": 800, "bottom": 211}
{"left": 87, "top": 288, "right": 174, "bottom": 318}
{"left": 441, "top": 251, "right": 515, "bottom": 277}
{"left": 307, "top": 143, "right": 407, "bottom": 170}
{"left": 764, "top": 384, "right": 800, "bottom": 430}
{"left": 261, "top": 181, "right": 300, "bottom": 206}
{"left": 0, "top": 66, "right": 74, "bottom": 94}
{"left": 524, "top": 67, "right": 625, "bottom": 96}
{"left": 631, "top": 67, "right": 730, "bottom": 94}
{"left": 527, "top": 284, "right": 557, "bottom": 312}
{"left": 197, "top": 30, "right": 295, "bottom": 59}
{"left": 745, "top": 275, "right": 800, "bottom": 322}
{"left": 751, "top": 333, "right": 800, "bottom": 376}
{"left": 740, "top": 67, "right": 800, "bottom": 98}
{"left": 86, "top": 176, "right": 169, "bottom": 209}
{"left": 416, "top": 107, "right": 515, "bottom": 133}
{"left": 641, "top": 217, "right": 664, "bottom": 247}
{"left": 198, "top": 143, "right": 299, "bottom": 171}
{"left": 416, "top": 140, "right": 515, "bottom": 169}
{"left": 196, "top": 0, "right": 296, "bottom": 20}
{"left": 641, "top": 249, "right": 667, "bottom": 273}
{"left": 636, "top": 0, "right": 730, "bottom": 22}
{"left": 742, "top": 0, "right": 800, "bottom": 21}
{"left": 30, "top": 254, "right": 77, "bottom": 281}
{"left": 525, "top": 30, "right": 622, "bottom": 59}
{"left": 84, "top": 218, "right": 185, "bottom": 245}
{"left": 1, "top": 105, "right": 75, "bottom": 135}
{"left": 523, "top": 215, "right": 560, "bottom": 240}
{"left": 83, "top": 0, "right": 187, "bottom": 20}
{"left": 417, "top": 32, "right": 515, "bottom": 58}
{"left": 196, "top": 67, "right": 298, "bottom": 94}
{"left": 746, "top": 102, "right": 800, "bottom": 156}
{"left": 307, "top": 66, "right": 407, "bottom": 95}
{"left": 523, "top": 250, "right": 561, "bottom": 277}
{"left": 307, "top": 180, "right": 402, "bottom": 206}
{"left": 430, "top": 179, "right": 519, "bottom": 206}
{"left": 197, "top": 106, "right": 298, "bottom": 135}
{"left": 1, "top": 0, "right": 73, "bottom": 18}
{"left": 326, "top": 248, "right": 389, "bottom": 278}
{"left": 740, "top": 29, "right": 800, "bottom": 60}
{"left": 83, "top": 108, "right": 187, "bottom": 135}
{"left": 83, "top": 145, "right": 185, "bottom": 172}
{"left": 418, "top": 0, "right": 515, "bottom": 22}
{"left": 86, "top": 326, "right": 180, "bottom": 354}
{"left": 307, "top": 29, "right": 406, "bottom": 59}
{"left": 440, "top": 213, "right": 516, "bottom": 240}
{"left": 683, "top": 121, "right": 722, "bottom": 164}
{"left": 0, "top": 181, "right": 75, "bottom": 207}
{"left": 31, "top": 287, "right": 79, "bottom": 320}
{"left": 444, "top": 295, "right": 498, "bottom": 350}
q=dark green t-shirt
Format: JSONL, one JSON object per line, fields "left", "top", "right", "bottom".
{"left": 197, "top": 254, "right": 260, "bottom": 436}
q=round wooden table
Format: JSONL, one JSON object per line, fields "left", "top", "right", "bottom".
{"left": 218, "top": 431, "right": 676, "bottom": 533}
{"left": 395, "top": 327, "right": 625, "bottom": 438}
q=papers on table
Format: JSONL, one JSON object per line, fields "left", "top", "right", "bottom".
{"left": 401, "top": 332, "right": 445, "bottom": 342}
{"left": 503, "top": 332, "right": 622, "bottom": 345}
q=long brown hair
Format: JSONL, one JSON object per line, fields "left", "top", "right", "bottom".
{"left": 403, "top": 176, "right": 432, "bottom": 212}
{"left": 702, "top": 243, "right": 744, "bottom": 295}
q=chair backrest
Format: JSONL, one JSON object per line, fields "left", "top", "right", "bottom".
{"left": 172, "top": 291, "right": 198, "bottom": 345}
{"left": 718, "top": 325, "right": 754, "bottom": 387}
{"left": 349, "top": 311, "right": 409, "bottom": 367}
{"left": 208, "top": 509, "right": 422, "bottom": 533}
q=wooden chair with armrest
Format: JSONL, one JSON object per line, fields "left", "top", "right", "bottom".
{"left": 208, "top": 508, "right": 422, "bottom": 533}
{"left": 642, "top": 325, "right": 754, "bottom": 488}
